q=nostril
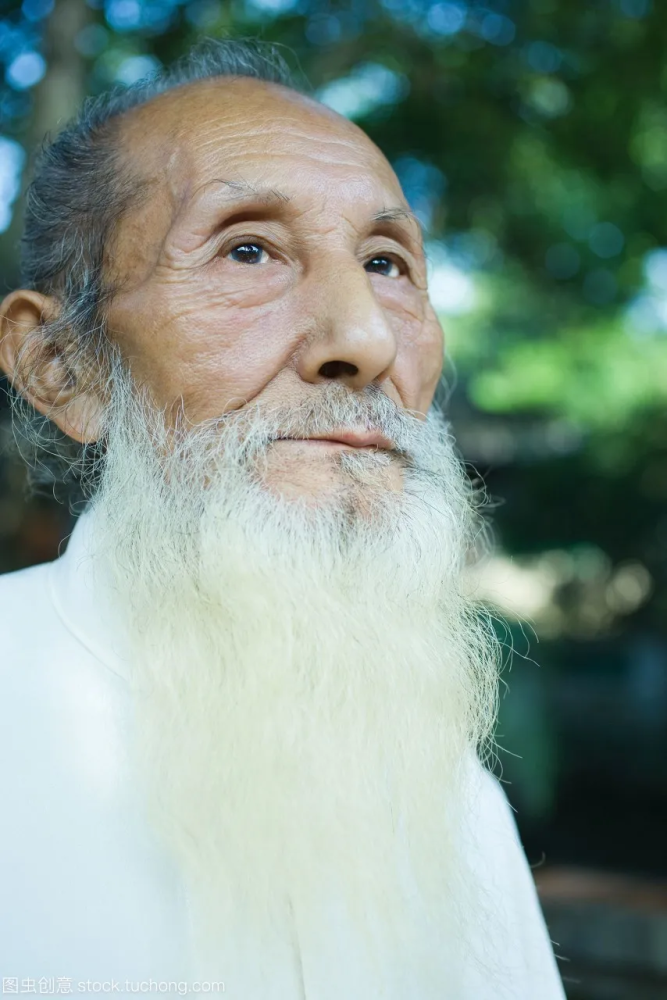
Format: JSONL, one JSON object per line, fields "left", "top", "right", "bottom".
{"left": 319, "top": 360, "right": 358, "bottom": 379}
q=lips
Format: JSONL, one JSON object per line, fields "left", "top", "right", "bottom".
{"left": 274, "top": 430, "right": 394, "bottom": 450}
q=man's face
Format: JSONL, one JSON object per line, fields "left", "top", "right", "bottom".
{"left": 103, "top": 77, "right": 443, "bottom": 500}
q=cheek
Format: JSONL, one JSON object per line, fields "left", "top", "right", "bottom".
{"left": 416, "top": 309, "right": 445, "bottom": 403}
{"left": 373, "top": 283, "right": 444, "bottom": 413}
{"left": 109, "top": 271, "right": 299, "bottom": 421}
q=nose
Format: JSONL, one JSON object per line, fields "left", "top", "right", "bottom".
{"left": 296, "top": 261, "right": 398, "bottom": 390}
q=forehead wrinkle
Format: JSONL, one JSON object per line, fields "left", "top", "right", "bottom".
{"left": 120, "top": 83, "right": 398, "bottom": 211}
{"left": 118, "top": 73, "right": 386, "bottom": 178}
{"left": 178, "top": 115, "right": 390, "bottom": 171}
{"left": 186, "top": 142, "right": 399, "bottom": 219}
{"left": 166, "top": 111, "right": 376, "bottom": 177}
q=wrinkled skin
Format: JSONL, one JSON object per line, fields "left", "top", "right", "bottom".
{"left": 0, "top": 77, "right": 444, "bottom": 498}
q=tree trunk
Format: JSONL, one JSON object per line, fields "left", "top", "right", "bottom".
{"left": 31, "top": 0, "right": 91, "bottom": 144}
{"left": 1, "top": 0, "right": 91, "bottom": 287}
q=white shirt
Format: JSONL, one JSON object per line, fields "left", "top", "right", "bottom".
{"left": 0, "top": 512, "right": 566, "bottom": 998}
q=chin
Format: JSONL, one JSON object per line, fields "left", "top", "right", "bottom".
{"left": 262, "top": 451, "right": 403, "bottom": 504}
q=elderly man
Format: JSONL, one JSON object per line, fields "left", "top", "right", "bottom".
{"left": 0, "top": 40, "right": 564, "bottom": 999}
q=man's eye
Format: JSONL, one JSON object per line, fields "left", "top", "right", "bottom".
{"left": 365, "top": 255, "right": 401, "bottom": 278}
{"left": 228, "top": 243, "right": 270, "bottom": 265}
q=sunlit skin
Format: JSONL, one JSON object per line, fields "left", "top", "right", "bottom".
{"left": 0, "top": 77, "right": 444, "bottom": 500}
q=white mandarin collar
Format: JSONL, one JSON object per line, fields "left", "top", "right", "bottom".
{"left": 48, "top": 508, "right": 132, "bottom": 682}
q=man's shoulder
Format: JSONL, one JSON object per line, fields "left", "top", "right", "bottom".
{"left": 0, "top": 560, "right": 67, "bottom": 782}
{"left": 0, "top": 559, "right": 54, "bottom": 636}
{"left": 474, "top": 764, "right": 520, "bottom": 833}
{"left": 0, "top": 557, "right": 53, "bottom": 590}
{"left": 0, "top": 557, "right": 78, "bottom": 678}
{"left": 463, "top": 761, "right": 567, "bottom": 998}
{"left": 464, "top": 757, "right": 516, "bottom": 824}
{"left": 465, "top": 761, "right": 528, "bottom": 874}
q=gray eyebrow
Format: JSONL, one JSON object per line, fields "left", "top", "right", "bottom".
{"left": 371, "top": 206, "right": 423, "bottom": 234}
{"left": 207, "top": 178, "right": 292, "bottom": 205}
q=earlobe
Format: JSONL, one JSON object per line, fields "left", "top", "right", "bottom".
{"left": 0, "top": 288, "right": 104, "bottom": 444}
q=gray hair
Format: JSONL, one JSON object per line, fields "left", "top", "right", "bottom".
{"left": 10, "top": 37, "right": 299, "bottom": 505}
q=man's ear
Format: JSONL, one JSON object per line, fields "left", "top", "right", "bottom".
{"left": 0, "top": 289, "right": 105, "bottom": 444}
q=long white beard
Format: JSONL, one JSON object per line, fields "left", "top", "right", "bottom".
{"left": 89, "top": 371, "right": 500, "bottom": 995}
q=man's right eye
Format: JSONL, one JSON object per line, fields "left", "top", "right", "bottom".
{"left": 228, "top": 243, "right": 270, "bottom": 265}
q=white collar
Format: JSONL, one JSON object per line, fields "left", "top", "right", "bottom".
{"left": 48, "top": 508, "right": 132, "bottom": 682}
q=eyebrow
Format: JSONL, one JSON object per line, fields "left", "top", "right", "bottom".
{"left": 372, "top": 207, "right": 416, "bottom": 224}
{"left": 371, "top": 205, "right": 424, "bottom": 238}
{"left": 202, "top": 178, "right": 293, "bottom": 205}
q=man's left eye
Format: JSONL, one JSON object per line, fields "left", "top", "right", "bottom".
{"left": 364, "top": 256, "right": 401, "bottom": 278}
{"left": 228, "top": 243, "right": 270, "bottom": 265}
